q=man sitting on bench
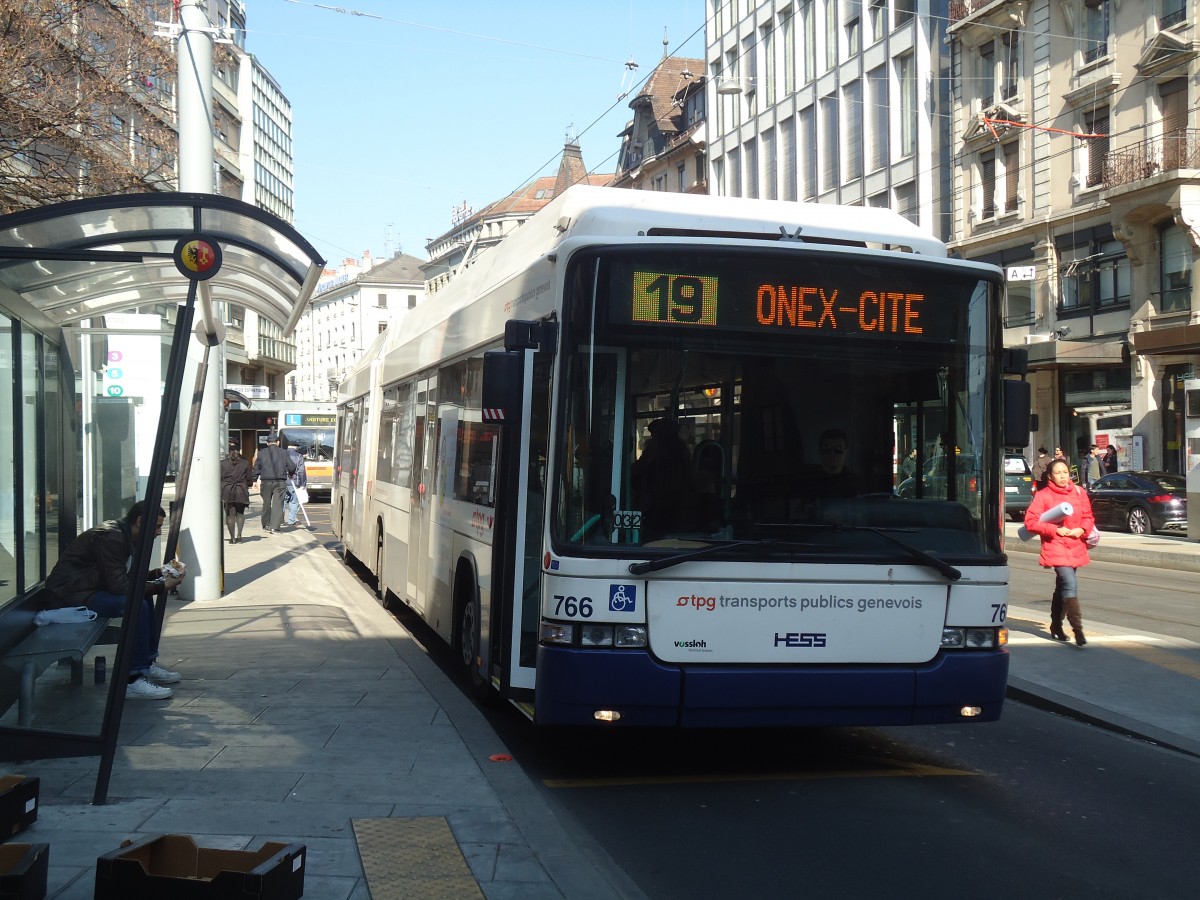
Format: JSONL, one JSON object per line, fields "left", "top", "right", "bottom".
{"left": 43, "top": 501, "right": 186, "bottom": 700}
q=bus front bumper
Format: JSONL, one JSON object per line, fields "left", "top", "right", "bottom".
{"left": 533, "top": 646, "right": 1009, "bottom": 727}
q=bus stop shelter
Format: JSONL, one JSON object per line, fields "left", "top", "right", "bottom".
{"left": 0, "top": 193, "right": 324, "bottom": 799}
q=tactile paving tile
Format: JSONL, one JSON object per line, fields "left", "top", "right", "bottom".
{"left": 352, "top": 816, "right": 484, "bottom": 899}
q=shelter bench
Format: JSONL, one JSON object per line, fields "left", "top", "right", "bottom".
{"left": 0, "top": 592, "right": 114, "bottom": 727}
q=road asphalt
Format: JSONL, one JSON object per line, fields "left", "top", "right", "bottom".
{"left": 4, "top": 511, "right": 1197, "bottom": 899}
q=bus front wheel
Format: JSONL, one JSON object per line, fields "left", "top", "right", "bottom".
{"left": 456, "top": 571, "right": 491, "bottom": 703}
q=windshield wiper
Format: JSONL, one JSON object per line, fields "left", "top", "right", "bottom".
{"left": 628, "top": 539, "right": 776, "bottom": 575}
{"left": 806, "top": 523, "right": 962, "bottom": 581}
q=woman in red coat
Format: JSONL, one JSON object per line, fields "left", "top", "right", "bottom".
{"left": 1023, "top": 458, "right": 1095, "bottom": 645}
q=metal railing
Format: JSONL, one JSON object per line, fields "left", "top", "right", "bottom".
{"left": 1103, "top": 130, "right": 1200, "bottom": 190}
{"left": 949, "top": 0, "right": 992, "bottom": 22}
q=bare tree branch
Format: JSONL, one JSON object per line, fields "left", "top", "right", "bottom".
{"left": 0, "top": 0, "right": 181, "bottom": 213}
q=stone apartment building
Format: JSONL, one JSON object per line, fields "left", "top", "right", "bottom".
{"left": 948, "top": 0, "right": 1198, "bottom": 474}
{"left": 705, "top": 0, "right": 941, "bottom": 230}
{"left": 612, "top": 54, "right": 709, "bottom": 194}
{"left": 707, "top": 0, "right": 1197, "bottom": 475}
{"left": 292, "top": 252, "right": 427, "bottom": 402}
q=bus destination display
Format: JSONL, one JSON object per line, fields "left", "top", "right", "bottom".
{"left": 627, "top": 265, "right": 969, "bottom": 342}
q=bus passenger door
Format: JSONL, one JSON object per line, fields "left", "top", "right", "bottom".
{"left": 407, "top": 375, "right": 436, "bottom": 616}
{"left": 484, "top": 344, "right": 552, "bottom": 698}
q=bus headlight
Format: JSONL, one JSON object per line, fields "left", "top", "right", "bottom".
{"left": 941, "top": 627, "right": 1001, "bottom": 649}
{"left": 614, "top": 625, "right": 648, "bottom": 647}
{"left": 580, "top": 624, "right": 614, "bottom": 647}
{"left": 539, "top": 620, "right": 648, "bottom": 648}
{"left": 540, "top": 621, "right": 576, "bottom": 645}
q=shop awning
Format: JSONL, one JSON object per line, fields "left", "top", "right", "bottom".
{"left": 0, "top": 193, "right": 325, "bottom": 335}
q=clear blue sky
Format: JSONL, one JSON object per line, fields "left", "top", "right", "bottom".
{"left": 245, "top": 0, "right": 706, "bottom": 265}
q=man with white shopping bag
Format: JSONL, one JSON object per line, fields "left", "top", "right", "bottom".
{"left": 284, "top": 443, "right": 309, "bottom": 527}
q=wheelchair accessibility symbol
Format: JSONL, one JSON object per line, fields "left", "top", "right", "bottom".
{"left": 609, "top": 584, "right": 636, "bottom": 613}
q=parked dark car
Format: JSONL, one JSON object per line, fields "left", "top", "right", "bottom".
{"left": 1087, "top": 471, "right": 1187, "bottom": 535}
{"left": 896, "top": 453, "right": 980, "bottom": 504}
{"left": 1003, "top": 454, "right": 1033, "bottom": 521}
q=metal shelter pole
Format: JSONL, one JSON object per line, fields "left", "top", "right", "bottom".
{"left": 174, "top": 0, "right": 223, "bottom": 601}
{"left": 93, "top": 290, "right": 196, "bottom": 805}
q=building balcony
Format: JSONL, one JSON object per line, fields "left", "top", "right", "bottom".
{"left": 950, "top": 0, "right": 1026, "bottom": 25}
{"left": 1104, "top": 130, "right": 1200, "bottom": 190}
{"left": 254, "top": 334, "right": 296, "bottom": 369}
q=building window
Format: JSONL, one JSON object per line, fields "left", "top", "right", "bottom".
{"left": 824, "top": 0, "right": 837, "bottom": 72}
{"left": 1160, "top": 77, "right": 1188, "bottom": 169}
{"left": 763, "top": 128, "right": 777, "bottom": 200}
{"left": 843, "top": 79, "right": 863, "bottom": 181}
{"left": 980, "top": 150, "right": 997, "bottom": 219}
{"left": 898, "top": 52, "right": 917, "bottom": 158}
{"left": 1159, "top": 222, "right": 1192, "bottom": 313}
{"left": 868, "top": 0, "right": 886, "bottom": 42}
{"left": 1162, "top": 0, "right": 1187, "bottom": 29}
{"left": 782, "top": 9, "right": 796, "bottom": 95}
{"left": 868, "top": 65, "right": 888, "bottom": 172}
{"left": 895, "top": 180, "right": 918, "bottom": 225}
{"left": 761, "top": 25, "right": 774, "bottom": 104}
{"left": 1005, "top": 262, "right": 1036, "bottom": 327}
{"left": 377, "top": 293, "right": 387, "bottom": 308}
{"left": 820, "top": 94, "right": 839, "bottom": 192}
{"left": 1084, "top": 0, "right": 1110, "bottom": 63}
{"left": 781, "top": 117, "right": 797, "bottom": 201}
{"left": 408, "top": 294, "right": 417, "bottom": 309}
{"left": 677, "top": 163, "right": 686, "bottom": 192}
{"left": 1002, "top": 31, "right": 1019, "bottom": 100}
{"left": 801, "top": 0, "right": 816, "bottom": 84}
{"left": 1084, "top": 107, "right": 1109, "bottom": 188}
{"left": 801, "top": 105, "right": 817, "bottom": 199}
{"left": 978, "top": 42, "right": 995, "bottom": 108}
{"left": 894, "top": 0, "right": 915, "bottom": 28}
{"left": 1061, "top": 238, "right": 1130, "bottom": 313}
{"left": 745, "top": 137, "right": 759, "bottom": 198}
{"left": 378, "top": 322, "right": 387, "bottom": 334}
{"left": 1003, "top": 141, "right": 1019, "bottom": 213}
{"left": 844, "top": 0, "right": 861, "bottom": 57}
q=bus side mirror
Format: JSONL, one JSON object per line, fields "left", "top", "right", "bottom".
{"left": 1003, "top": 379, "right": 1031, "bottom": 449}
{"left": 483, "top": 351, "right": 523, "bottom": 426}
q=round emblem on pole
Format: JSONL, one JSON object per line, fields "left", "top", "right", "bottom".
{"left": 173, "top": 235, "right": 222, "bottom": 280}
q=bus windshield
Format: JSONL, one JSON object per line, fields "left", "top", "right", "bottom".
{"left": 552, "top": 247, "right": 1003, "bottom": 560}
{"left": 278, "top": 426, "right": 335, "bottom": 461}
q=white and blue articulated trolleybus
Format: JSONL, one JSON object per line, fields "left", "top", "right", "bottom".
{"left": 334, "top": 186, "right": 1030, "bottom": 728}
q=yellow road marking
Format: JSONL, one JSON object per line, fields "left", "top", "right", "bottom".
{"left": 544, "top": 759, "right": 975, "bottom": 789}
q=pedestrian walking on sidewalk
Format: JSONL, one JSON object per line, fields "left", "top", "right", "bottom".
{"left": 253, "top": 432, "right": 294, "bottom": 534}
{"left": 220, "top": 443, "right": 254, "bottom": 543}
{"left": 1023, "top": 459, "right": 1095, "bottom": 646}
{"left": 1030, "top": 447, "right": 1051, "bottom": 490}
{"left": 284, "top": 443, "right": 307, "bottom": 527}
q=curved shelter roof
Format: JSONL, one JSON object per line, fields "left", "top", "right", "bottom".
{"left": 0, "top": 192, "right": 325, "bottom": 335}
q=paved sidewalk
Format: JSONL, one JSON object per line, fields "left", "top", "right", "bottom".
{"left": 1004, "top": 521, "right": 1200, "bottom": 758}
{"left": 11, "top": 514, "right": 641, "bottom": 900}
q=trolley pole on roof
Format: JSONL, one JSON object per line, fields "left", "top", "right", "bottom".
{"left": 172, "top": 0, "right": 224, "bottom": 601}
